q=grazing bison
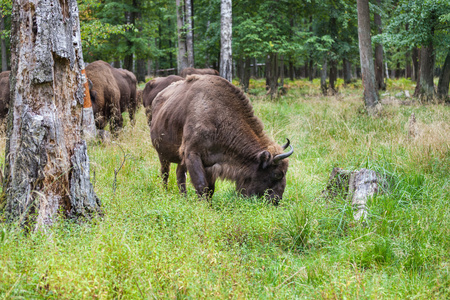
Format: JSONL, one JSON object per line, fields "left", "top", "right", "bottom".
{"left": 86, "top": 60, "right": 122, "bottom": 132}
{"left": 179, "top": 67, "right": 219, "bottom": 78}
{"left": 150, "top": 75, "right": 293, "bottom": 204}
{"left": 0, "top": 71, "right": 10, "bottom": 123}
{"left": 142, "top": 75, "right": 183, "bottom": 125}
{"left": 113, "top": 68, "right": 138, "bottom": 125}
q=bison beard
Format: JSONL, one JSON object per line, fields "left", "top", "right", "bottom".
{"left": 150, "top": 75, "right": 293, "bottom": 204}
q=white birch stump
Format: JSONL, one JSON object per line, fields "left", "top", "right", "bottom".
{"left": 322, "top": 167, "right": 384, "bottom": 222}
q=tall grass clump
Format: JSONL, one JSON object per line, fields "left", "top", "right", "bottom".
{"left": 1, "top": 78, "right": 449, "bottom": 298}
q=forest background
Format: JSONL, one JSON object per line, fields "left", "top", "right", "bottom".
{"left": 0, "top": 0, "right": 449, "bottom": 99}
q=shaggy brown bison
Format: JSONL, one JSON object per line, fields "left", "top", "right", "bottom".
{"left": 114, "top": 68, "right": 138, "bottom": 125}
{"left": 150, "top": 75, "right": 293, "bottom": 204}
{"left": 86, "top": 61, "right": 122, "bottom": 132}
{"left": 0, "top": 71, "right": 10, "bottom": 123}
{"left": 179, "top": 67, "right": 219, "bottom": 78}
{"left": 142, "top": 75, "right": 183, "bottom": 125}
{"left": 86, "top": 61, "right": 138, "bottom": 133}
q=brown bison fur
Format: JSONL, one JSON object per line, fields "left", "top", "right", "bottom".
{"left": 86, "top": 60, "right": 122, "bottom": 132}
{"left": 0, "top": 71, "right": 10, "bottom": 123}
{"left": 150, "top": 75, "right": 293, "bottom": 203}
{"left": 113, "top": 68, "right": 138, "bottom": 126}
{"left": 142, "top": 75, "right": 183, "bottom": 125}
{"left": 179, "top": 67, "right": 219, "bottom": 78}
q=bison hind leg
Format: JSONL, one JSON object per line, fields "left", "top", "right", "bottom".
{"left": 176, "top": 164, "right": 187, "bottom": 195}
{"left": 159, "top": 158, "right": 170, "bottom": 189}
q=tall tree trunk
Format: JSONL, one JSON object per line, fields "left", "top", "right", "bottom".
{"left": 136, "top": 59, "right": 146, "bottom": 83}
{"left": 288, "top": 57, "right": 294, "bottom": 81}
{"left": 343, "top": 58, "right": 352, "bottom": 85}
{"left": 252, "top": 57, "right": 257, "bottom": 78}
{"left": 185, "top": 0, "right": 194, "bottom": 67}
{"left": 412, "top": 47, "right": 419, "bottom": 82}
{"left": 374, "top": 0, "right": 385, "bottom": 90}
{"left": 329, "top": 58, "right": 337, "bottom": 94}
{"left": 329, "top": 17, "right": 338, "bottom": 94}
{"left": 279, "top": 55, "right": 285, "bottom": 89}
{"left": 176, "top": 0, "right": 188, "bottom": 73}
{"left": 405, "top": 50, "right": 412, "bottom": 79}
{"left": 357, "top": 0, "right": 379, "bottom": 114}
{"left": 0, "top": 11, "right": 7, "bottom": 71}
{"left": 321, "top": 56, "right": 328, "bottom": 96}
{"left": 2, "top": 0, "right": 100, "bottom": 228}
{"left": 308, "top": 58, "right": 314, "bottom": 81}
{"left": 240, "top": 56, "right": 251, "bottom": 92}
{"left": 265, "top": 53, "right": 278, "bottom": 98}
{"left": 169, "top": 19, "right": 174, "bottom": 69}
{"left": 220, "top": 0, "right": 232, "bottom": 82}
{"left": 414, "top": 45, "right": 435, "bottom": 101}
{"left": 123, "top": 0, "right": 138, "bottom": 72}
{"left": 437, "top": 51, "right": 450, "bottom": 101}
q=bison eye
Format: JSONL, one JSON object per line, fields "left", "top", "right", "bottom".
{"left": 272, "top": 171, "right": 284, "bottom": 181}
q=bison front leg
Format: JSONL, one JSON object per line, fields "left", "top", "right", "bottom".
{"left": 185, "top": 152, "right": 215, "bottom": 199}
{"left": 176, "top": 164, "right": 187, "bottom": 195}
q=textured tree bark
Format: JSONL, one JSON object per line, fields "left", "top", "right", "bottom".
{"left": 374, "top": 0, "right": 385, "bottom": 90}
{"left": 437, "top": 51, "right": 450, "bottom": 101}
{"left": 176, "top": 0, "right": 188, "bottom": 73}
{"left": 0, "top": 11, "right": 7, "bottom": 71}
{"left": 357, "top": 0, "right": 380, "bottom": 114}
{"left": 1, "top": 0, "right": 101, "bottom": 228}
{"left": 220, "top": 0, "right": 232, "bottom": 82}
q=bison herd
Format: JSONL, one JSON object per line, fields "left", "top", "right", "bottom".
{"left": 0, "top": 62, "right": 293, "bottom": 204}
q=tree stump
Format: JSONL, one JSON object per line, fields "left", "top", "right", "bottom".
{"left": 322, "top": 167, "right": 385, "bottom": 222}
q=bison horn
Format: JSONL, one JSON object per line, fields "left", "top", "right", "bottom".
{"left": 274, "top": 139, "right": 294, "bottom": 163}
{"left": 282, "top": 138, "right": 290, "bottom": 150}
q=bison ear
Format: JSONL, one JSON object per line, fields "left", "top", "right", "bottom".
{"left": 258, "top": 151, "right": 272, "bottom": 169}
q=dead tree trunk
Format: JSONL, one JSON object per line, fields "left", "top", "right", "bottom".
{"left": 1, "top": 0, "right": 101, "bottom": 228}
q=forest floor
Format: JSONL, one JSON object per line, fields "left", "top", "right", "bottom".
{"left": 0, "top": 78, "right": 449, "bottom": 299}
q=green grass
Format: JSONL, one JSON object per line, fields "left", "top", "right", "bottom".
{"left": 1, "top": 78, "right": 450, "bottom": 299}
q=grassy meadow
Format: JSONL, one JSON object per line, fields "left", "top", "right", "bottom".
{"left": 0, "top": 78, "right": 449, "bottom": 299}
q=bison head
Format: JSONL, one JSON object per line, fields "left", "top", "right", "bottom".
{"left": 236, "top": 139, "right": 294, "bottom": 205}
